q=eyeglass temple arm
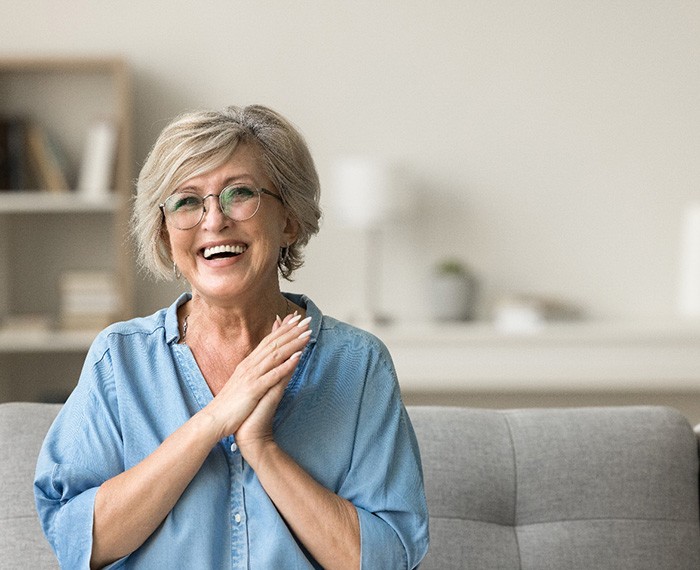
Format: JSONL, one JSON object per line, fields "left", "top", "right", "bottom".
{"left": 260, "top": 188, "right": 284, "bottom": 203}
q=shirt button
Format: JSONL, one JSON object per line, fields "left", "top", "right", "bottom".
{"left": 230, "top": 442, "right": 238, "bottom": 453}
{"left": 234, "top": 513, "right": 242, "bottom": 524}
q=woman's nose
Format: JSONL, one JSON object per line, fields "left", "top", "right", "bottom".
{"left": 201, "top": 195, "right": 230, "bottom": 229}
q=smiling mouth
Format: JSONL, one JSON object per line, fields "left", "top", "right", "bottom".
{"left": 202, "top": 244, "right": 248, "bottom": 260}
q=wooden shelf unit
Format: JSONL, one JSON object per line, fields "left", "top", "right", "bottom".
{"left": 0, "top": 57, "right": 134, "bottom": 401}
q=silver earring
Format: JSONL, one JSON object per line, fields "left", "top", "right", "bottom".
{"left": 173, "top": 262, "right": 181, "bottom": 280}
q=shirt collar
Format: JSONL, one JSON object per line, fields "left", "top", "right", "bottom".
{"left": 165, "top": 292, "right": 192, "bottom": 344}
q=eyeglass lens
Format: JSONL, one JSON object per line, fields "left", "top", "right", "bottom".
{"left": 163, "top": 186, "right": 261, "bottom": 229}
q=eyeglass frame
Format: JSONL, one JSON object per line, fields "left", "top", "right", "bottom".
{"left": 159, "top": 185, "right": 284, "bottom": 230}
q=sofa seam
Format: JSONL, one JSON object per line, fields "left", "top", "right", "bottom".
{"left": 510, "top": 516, "right": 699, "bottom": 526}
{"left": 428, "top": 514, "right": 697, "bottom": 525}
{"left": 503, "top": 413, "right": 523, "bottom": 570}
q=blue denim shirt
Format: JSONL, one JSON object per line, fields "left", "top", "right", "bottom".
{"left": 34, "top": 293, "right": 429, "bottom": 569}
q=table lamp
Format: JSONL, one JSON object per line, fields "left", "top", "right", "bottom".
{"left": 330, "top": 156, "right": 405, "bottom": 325}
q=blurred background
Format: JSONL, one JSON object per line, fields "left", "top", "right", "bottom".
{"left": 1, "top": 1, "right": 699, "bottom": 417}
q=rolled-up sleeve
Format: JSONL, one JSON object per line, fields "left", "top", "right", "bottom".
{"left": 34, "top": 339, "right": 125, "bottom": 569}
{"left": 340, "top": 349, "right": 430, "bottom": 569}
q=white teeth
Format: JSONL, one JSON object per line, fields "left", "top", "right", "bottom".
{"left": 203, "top": 244, "right": 247, "bottom": 259}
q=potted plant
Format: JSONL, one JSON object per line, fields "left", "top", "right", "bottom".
{"left": 430, "top": 258, "right": 477, "bottom": 321}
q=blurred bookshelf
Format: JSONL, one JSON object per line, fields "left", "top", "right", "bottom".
{"left": 0, "top": 56, "right": 134, "bottom": 402}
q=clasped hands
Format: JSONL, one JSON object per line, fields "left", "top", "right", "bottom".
{"left": 199, "top": 312, "right": 312, "bottom": 461}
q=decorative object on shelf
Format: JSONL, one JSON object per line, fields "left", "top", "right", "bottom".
{"left": 429, "top": 258, "right": 477, "bottom": 321}
{"left": 493, "top": 294, "right": 581, "bottom": 334}
{"left": 329, "top": 155, "right": 408, "bottom": 325}
{"left": 77, "top": 118, "right": 118, "bottom": 200}
{"left": 678, "top": 202, "right": 700, "bottom": 318}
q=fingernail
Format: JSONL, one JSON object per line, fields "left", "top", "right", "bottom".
{"left": 297, "top": 316, "right": 312, "bottom": 328}
{"left": 288, "top": 314, "right": 302, "bottom": 325}
{"left": 289, "top": 350, "right": 302, "bottom": 361}
{"left": 299, "top": 329, "right": 312, "bottom": 339}
{"left": 276, "top": 315, "right": 282, "bottom": 325}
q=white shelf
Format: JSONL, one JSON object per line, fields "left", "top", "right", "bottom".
{"left": 0, "top": 191, "right": 116, "bottom": 213}
{"left": 367, "top": 320, "right": 700, "bottom": 393}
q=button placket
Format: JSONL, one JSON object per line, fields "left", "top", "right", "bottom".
{"left": 229, "top": 447, "right": 248, "bottom": 567}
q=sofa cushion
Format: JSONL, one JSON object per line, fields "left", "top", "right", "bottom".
{"left": 408, "top": 405, "right": 700, "bottom": 570}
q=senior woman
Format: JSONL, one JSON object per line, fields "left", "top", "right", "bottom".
{"left": 34, "top": 105, "right": 429, "bottom": 569}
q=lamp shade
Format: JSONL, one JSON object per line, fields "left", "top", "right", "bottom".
{"left": 329, "top": 156, "right": 399, "bottom": 229}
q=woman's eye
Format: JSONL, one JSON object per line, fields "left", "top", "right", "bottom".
{"left": 170, "top": 195, "right": 201, "bottom": 211}
{"left": 225, "top": 186, "right": 255, "bottom": 203}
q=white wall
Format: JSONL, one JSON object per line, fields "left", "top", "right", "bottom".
{"left": 2, "top": 1, "right": 699, "bottom": 322}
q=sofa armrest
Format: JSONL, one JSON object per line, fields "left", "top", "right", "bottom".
{"left": 0, "top": 402, "right": 62, "bottom": 568}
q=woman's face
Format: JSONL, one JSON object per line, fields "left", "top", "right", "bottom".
{"left": 165, "top": 143, "right": 297, "bottom": 306}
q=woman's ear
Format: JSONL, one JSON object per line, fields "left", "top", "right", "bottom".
{"left": 281, "top": 215, "right": 299, "bottom": 248}
{"left": 160, "top": 223, "right": 173, "bottom": 259}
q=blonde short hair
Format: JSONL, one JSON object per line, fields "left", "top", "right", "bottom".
{"left": 131, "top": 105, "right": 321, "bottom": 280}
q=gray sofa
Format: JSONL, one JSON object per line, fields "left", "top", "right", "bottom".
{"left": 2, "top": 403, "right": 699, "bottom": 569}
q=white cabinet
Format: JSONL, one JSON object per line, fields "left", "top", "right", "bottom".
{"left": 0, "top": 58, "right": 134, "bottom": 402}
{"left": 375, "top": 320, "right": 700, "bottom": 392}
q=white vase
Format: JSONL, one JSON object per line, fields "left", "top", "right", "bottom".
{"left": 430, "top": 274, "right": 474, "bottom": 321}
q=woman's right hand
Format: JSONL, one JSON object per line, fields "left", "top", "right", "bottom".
{"left": 199, "top": 314, "right": 312, "bottom": 442}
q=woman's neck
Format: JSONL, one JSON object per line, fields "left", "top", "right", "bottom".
{"left": 183, "top": 289, "right": 291, "bottom": 347}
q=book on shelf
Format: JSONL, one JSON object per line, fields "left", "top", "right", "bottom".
{"left": 0, "top": 117, "right": 31, "bottom": 191}
{"left": 26, "top": 122, "right": 70, "bottom": 193}
{"left": 0, "top": 120, "right": 9, "bottom": 190}
{"left": 0, "top": 117, "right": 70, "bottom": 192}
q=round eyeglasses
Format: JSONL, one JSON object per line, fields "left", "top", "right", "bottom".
{"left": 159, "top": 185, "right": 283, "bottom": 230}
